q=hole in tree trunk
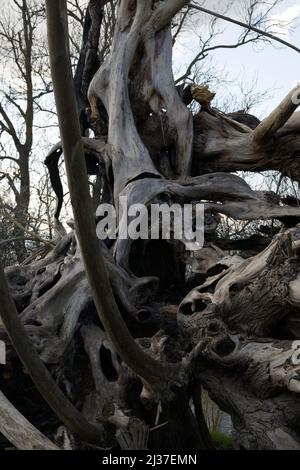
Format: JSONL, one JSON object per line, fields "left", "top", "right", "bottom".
{"left": 99, "top": 345, "right": 118, "bottom": 382}
{"left": 129, "top": 239, "right": 185, "bottom": 295}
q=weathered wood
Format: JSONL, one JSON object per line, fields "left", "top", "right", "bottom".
{"left": 0, "top": 260, "right": 104, "bottom": 444}
{"left": 253, "top": 85, "right": 300, "bottom": 143}
{"left": 46, "top": 0, "right": 181, "bottom": 399}
{"left": 0, "top": 390, "right": 59, "bottom": 450}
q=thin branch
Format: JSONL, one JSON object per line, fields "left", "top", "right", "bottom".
{"left": 0, "top": 236, "right": 38, "bottom": 247}
{"left": 175, "top": 36, "right": 261, "bottom": 84}
{"left": 0, "top": 102, "right": 22, "bottom": 150}
{"left": 0, "top": 155, "right": 20, "bottom": 165}
{"left": 0, "top": 171, "right": 20, "bottom": 200}
{"left": 0, "top": 261, "right": 103, "bottom": 444}
{"left": 151, "top": 0, "right": 191, "bottom": 32}
{"left": 3, "top": 92, "right": 26, "bottom": 119}
{"left": 189, "top": 3, "right": 300, "bottom": 55}
{"left": 172, "top": 6, "right": 189, "bottom": 43}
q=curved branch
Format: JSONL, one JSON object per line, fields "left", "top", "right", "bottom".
{"left": 252, "top": 85, "right": 300, "bottom": 143}
{"left": 0, "top": 263, "right": 103, "bottom": 443}
{"left": 45, "top": 0, "right": 179, "bottom": 392}
{"left": 0, "top": 390, "right": 59, "bottom": 450}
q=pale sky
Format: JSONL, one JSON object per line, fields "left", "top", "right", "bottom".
{"left": 174, "top": 0, "right": 300, "bottom": 119}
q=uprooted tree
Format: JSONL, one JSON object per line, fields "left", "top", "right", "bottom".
{"left": 2, "top": 0, "right": 300, "bottom": 451}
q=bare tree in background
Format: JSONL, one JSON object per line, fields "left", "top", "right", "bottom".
{"left": 0, "top": 0, "right": 51, "bottom": 260}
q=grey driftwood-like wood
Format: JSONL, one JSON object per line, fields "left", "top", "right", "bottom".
{"left": 192, "top": 101, "right": 300, "bottom": 182}
{"left": 0, "top": 390, "right": 59, "bottom": 450}
{"left": 3, "top": 0, "right": 300, "bottom": 451}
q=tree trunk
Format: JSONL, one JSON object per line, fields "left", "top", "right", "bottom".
{"left": 13, "top": 154, "right": 30, "bottom": 262}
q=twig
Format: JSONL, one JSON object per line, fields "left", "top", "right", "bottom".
{"left": 2, "top": 211, "right": 55, "bottom": 248}
{"left": 0, "top": 390, "right": 59, "bottom": 450}
{"left": 190, "top": 4, "right": 300, "bottom": 55}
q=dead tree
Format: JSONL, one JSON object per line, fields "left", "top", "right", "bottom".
{"left": 0, "top": 0, "right": 48, "bottom": 261}
{"left": 2, "top": 0, "right": 300, "bottom": 451}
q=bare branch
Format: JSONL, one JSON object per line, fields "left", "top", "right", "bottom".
{"left": 252, "top": 85, "right": 300, "bottom": 143}
{"left": 189, "top": 3, "right": 300, "bottom": 55}
{"left": 0, "top": 155, "right": 20, "bottom": 165}
{"left": 0, "top": 390, "right": 59, "bottom": 450}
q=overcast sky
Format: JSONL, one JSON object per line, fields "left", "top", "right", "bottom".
{"left": 174, "top": 0, "right": 300, "bottom": 119}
